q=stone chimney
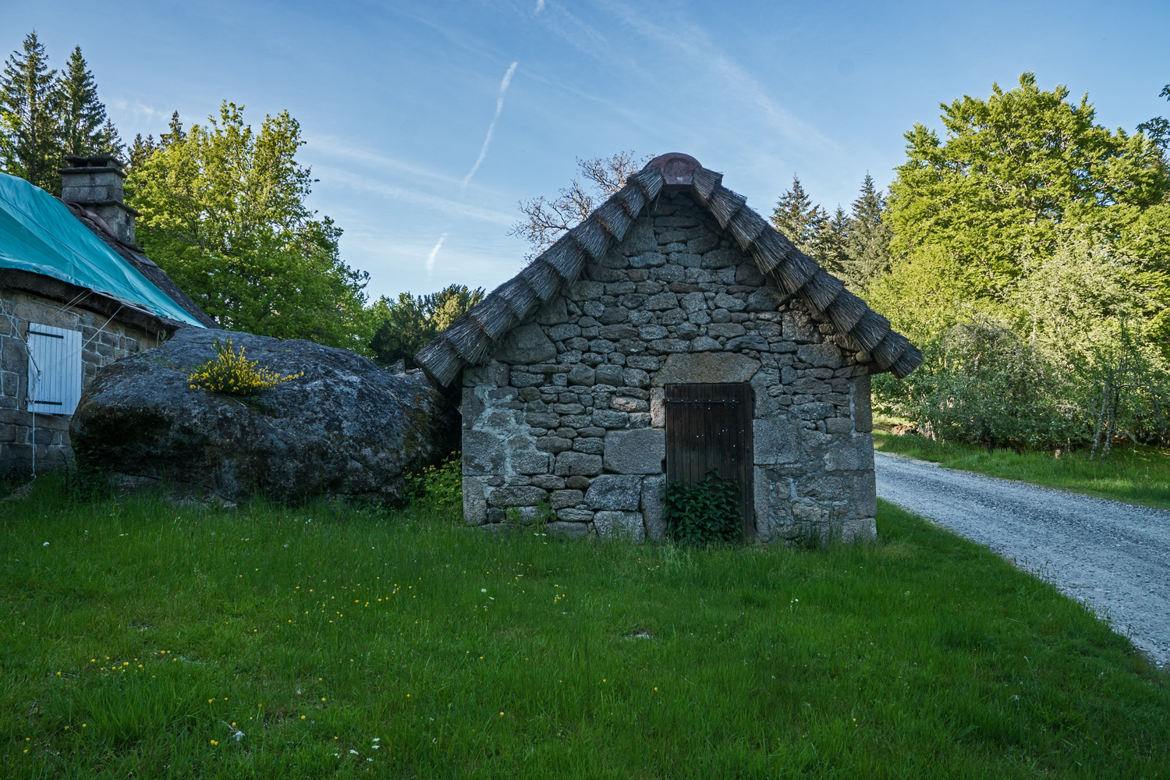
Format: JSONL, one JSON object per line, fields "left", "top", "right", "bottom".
{"left": 59, "top": 155, "right": 140, "bottom": 246}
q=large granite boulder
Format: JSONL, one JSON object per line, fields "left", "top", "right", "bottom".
{"left": 71, "top": 328, "right": 456, "bottom": 503}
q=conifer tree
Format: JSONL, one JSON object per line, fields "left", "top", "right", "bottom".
{"left": 770, "top": 175, "right": 825, "bottom": 255}
{"left": 126, "top": 132, "right": 157, "bottom": 171}
{"left": 0, "top": 32, "right": 61, "bottom": 193}
{"left": 57, "top": 45, "right": 109, "bottom": 159}
{"left": 367, "top": 284, "right": 485, "bottom": 368}
{"left": 843, "top": 173, "right": 892, "bottom": 291}
{"left": 98, "top": 117, "right": 123, "bottom": 161}
{"left": 159, "top": 111, "right": 184, "bottom": 147}
{"left": 814, "top": 206, "right": 852, "bottom": 280}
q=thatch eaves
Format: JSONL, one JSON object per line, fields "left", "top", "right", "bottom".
{"left": 416, "top": 153, "right": 921, "bottom": 387}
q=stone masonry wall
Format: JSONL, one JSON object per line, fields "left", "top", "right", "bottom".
{"left": 461, "top": 191, "right": 876, "bottom": 544}
{"left": 1, "top": 288, "right": 163, "bottom": 476}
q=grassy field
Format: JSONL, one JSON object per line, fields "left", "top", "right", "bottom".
{"left": 2, "top": 477, "right": 1168, "bottom": 778}
{"left": 873, "top": 429, "right": 1170, "bottom": 511}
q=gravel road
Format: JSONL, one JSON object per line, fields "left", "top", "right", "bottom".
{"left": 874, "top": 451, "right": 1170, "bottom": 668}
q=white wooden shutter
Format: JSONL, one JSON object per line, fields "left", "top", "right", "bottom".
{"left": 27, "top": 323, "right": 82, "bottom": 415}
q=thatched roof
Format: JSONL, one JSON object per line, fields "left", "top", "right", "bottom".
{"left": 416, "top": 153, "right": 921, "bottom": 387}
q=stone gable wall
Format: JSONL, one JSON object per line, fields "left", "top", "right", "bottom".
{"left": 1, "top": 288, "right": 163, "bottom": 476}
{"left": 461, "top": 191, "right": 876, "bottom": 544}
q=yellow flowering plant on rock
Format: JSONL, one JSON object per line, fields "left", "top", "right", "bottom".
{"left": 188, "top": 338, "right": 303, "bottom": 396}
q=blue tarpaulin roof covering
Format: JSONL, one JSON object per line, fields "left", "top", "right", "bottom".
{"left": 0, "top": 171, "right": 204, "bottom": 327}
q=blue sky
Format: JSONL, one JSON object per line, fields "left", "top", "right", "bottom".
{"left": 3, "top": 0, "right": 1167, "bottom": 302}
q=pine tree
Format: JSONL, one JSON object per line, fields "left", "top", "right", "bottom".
{"left": 0, "top": 32, "right": 61, "bottom": 193}
{"left": 770, "top": 175, "right": 826, "bottom": 255}
{"left": 814, "top": 206, "right": 852, "bottom": 280}
{"left": 98, "top": 117, "right": 123, "bottom": 161}
{"left": 159, "top": 111, "right": 184, "bottom": 147}
{"left": 57, "top": 45, "right": 109, "bottom": 159}
{"left": 843, "top": 172, "right": 892, "bottom": 291}
{"left": 126, "top": 132, "right": 157, "bottom": 171}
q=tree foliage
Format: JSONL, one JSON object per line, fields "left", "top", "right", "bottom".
{"left": 0, "top": 32, "right": 61, "bottom": 193}
{"left": 511, "top": 151, "right": 648, "bottom": 255}
{"left": 769, "top": 173, "right": 893, "bottom": 293}
{"left": 1136, "top": 83, "right": 1170, "bottom": 155}
{"left": 872, "top": 74, "right": 1170, "bottom": 453}
{"left": 814, "top": 206, "right": 851, "bottom": 279}
{"left": 367, "top": 284, "right": 485, "bottom": 369}
{"left": 843, "top": 173, "right": 892, "bottom": 290}
{"left": 886, "top": 73, "right": 1166, "bottom": 302}
{"left": 57, "top": 46, "right": 114, "bottom": 159}
{"left": 127, "top": 102, "right": 369, "bottom": 348}
{"left": 770, "top": 175, "right": 826, "bottom": 255}
{"left": 1, "top": 33, "right": 123, "bottom": 191}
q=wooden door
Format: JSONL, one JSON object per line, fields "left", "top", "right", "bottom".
{"left": 664, "top": 382, "right": 754, "bottom": 538}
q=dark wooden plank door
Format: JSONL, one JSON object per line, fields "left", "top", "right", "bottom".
{"left": 664, "top": 382, "right": 754, "bottom": 539}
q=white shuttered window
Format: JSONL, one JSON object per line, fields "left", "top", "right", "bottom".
{"left": 27, "top": 323, "right": 82, "bottom": 415}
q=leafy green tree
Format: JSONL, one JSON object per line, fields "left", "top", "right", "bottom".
{"left": 1012, "top": 235, "right": 1169, "bottom": 452}
{"left": 368, "top": 284, "right": 485, "bottom": 369}
{"left": 57, "top": 45, "right": 108, "bottom": 159}
{"left": 127, "top": 101, "right": 370, "bottom": 349}
{"left": 873, "top": 75, "right": 1170, "bottom": 452}
{"left": 0, "top": 32, "right": 61, "bottom": 193}
{"left": 886, "top": 73, "right": 1166, "bottom": 302}
{"left": 770, "top": 175, "right": 825, "bottom": 255}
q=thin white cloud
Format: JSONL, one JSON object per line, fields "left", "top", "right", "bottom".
{"left": 305, "top": 135, "right": 464, "bottom": 188}
{"left": 425, "top": 233, "right": 448, "bottom": 274}
{"left": 534, "top": 0, "right": 546, "bottom": 13}
{"left": 596, "top": 1, "right": 834, "bottom": 151}
{"left": 533, "top": 4, "right": 629, "bottom": 75}
{"left": 315, "top": 165, "right": 516, "bottom": 226}
{"left": 108, "top": 98, "right": 171, "bottom": 136}
{"left": 340, "top": 230, "right": 524, "bottom": 301}
{"left": 461, "top": 61, "right": 520, "bottom": 190}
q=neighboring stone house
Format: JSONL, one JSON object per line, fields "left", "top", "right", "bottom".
{"left": 417, "top": 153, "right": 921, "bottom": 544}
{"left": 1, "top": 156, "right": 214, "bottom": 477}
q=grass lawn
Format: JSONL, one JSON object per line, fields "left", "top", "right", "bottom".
{"left": 2, "top": 478, "right": 1168, "bottom": 778}
{"left": 873, "top": 429, "right": 1170, "bottom": 512}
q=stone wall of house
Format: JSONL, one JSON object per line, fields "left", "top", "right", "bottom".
{"left": 0, "top": 288, "right": 164, "bottom": 477}
{"left": 461, "top": 191, "right": 876, "bottom": 544}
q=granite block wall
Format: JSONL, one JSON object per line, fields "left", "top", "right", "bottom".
{"left": 0, "top": 288, "right": 163, "bottom": 476}
{"left": 461, "top": 191, "right": 877, "bottom": 544}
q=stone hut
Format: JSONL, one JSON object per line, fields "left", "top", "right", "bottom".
{"left": 416, "top": 154, "right": 920, "bottom": 544}
{"left": 1, "top": 157, "right": 214, "bottom": 476}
